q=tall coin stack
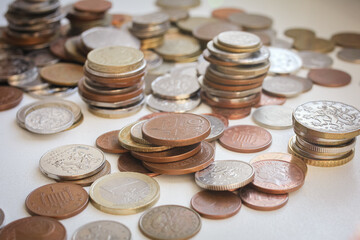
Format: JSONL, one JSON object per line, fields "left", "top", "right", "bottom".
{"left": 130, "top": 12, "right": 170, "bottom": 50}
{"left": 288, "top": 100, "right": 360, "bottom": 167}
{"left": 78, "top": 46, "right": 146, "bottom": 118}
{"left": 200, "top": 31, "right": 270, "bottom": 111}
{"left": 4, "top": 0, "right": 64, "bottom": 50}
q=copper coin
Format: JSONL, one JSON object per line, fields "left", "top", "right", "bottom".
{"left": 308, "top": 68, "right": 351, "bottom": 87}
{"left": 191, "top": 190, "right": 241, "bottom": 219}
{"left": 74, "top": 0, "right": 112, "bottom": 13}
{"left": 211, "top": 106, "right": 251, "bottom": 120}
{"left": 138, "top": 112, "right": 170, "bottom": 121}
{"left": 251, "top": 159, "right": 305, "bottom": 194}
{"left": 201, "top": 91, "right": 260, "bottom": 109}
{"left": 40, "top": 63, "right": 83, "bottom": 87}
{"left": 331, "top": 32, "right": 360, "bottom": 49}
{"left": 142, "top": 113, "right": 211, "bottom": 147}
{"left": 212, "top": 7, "right": 245, "bottom": 20}
{"left": 203, "top": 113, "right": 229, "bottom": 127}
{"left": 84, "top": 70, "right": 145, "bottom": 88}
{"left": 0, "top": 208, "right": 4, "bottom": 226}
{"left": 25, "top": 183, "right": 89, "bottom": 219}
{"left": 219, "top": 125, "right": 272, "bottom": 153}
{"left": 0, "top": 86, "right": 23, "bottom": 111}
{"left": 118, "top": 152, "right": 160, "bottom": 177}
{"left": 131, "top": 143, "right": 201, "bottom": 163}
{"left": 0, "top": 216, "right": 66, "bottom": 240}
{"left": 205, "top": 70, "right": 267, "bottom": 86}
{"left": 254, "top": 91, "right": 286, "bottom": 108}
{"left": 50, "top": 37, "right": 71, "bottom": 61}
{"left": 192, "top": 21, "right": 240, "bottom": 42}
{"left": 142, "top": 141, "right": 215, "bottom": 175}
{"left": 203, "top": 77, "right": 263, "bottom": 91}
{"left": 96, "top": 130, "right": 128, "bottom": 154}
{"left": 239, "top": 186, "right": 288, "bottom": 211}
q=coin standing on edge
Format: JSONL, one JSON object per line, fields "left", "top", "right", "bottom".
{"left": 72, "top": 220, "right": 131, "bottom": 240}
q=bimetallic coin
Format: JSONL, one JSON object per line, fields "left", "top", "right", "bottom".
{"left": 217, "top": 31, "right": 261, "bottom": 49}
{"left": 253, "top": 105, "right": 293, "bottom": 130}
{"left": 195, "top": 160, "right": 255, "bottom": 191}
{"left": 298, "top": 51, "right": 333, "bottom": 69}
{"left": 337, "top": 48, "right": 360, "bottom": 64}
{"left": 262, "top": 76, "right": 304, "bottom": 98}
{"left": 147, "top": 94, "right": 201, "bottom": 113}
{"left": 39, "top": 144, "right": 106, "bottom": 180}
{"left": 89, "top": 172, "right": 160, "bottom": 215}
{"left": 72, "top": 221, "right": 131, "bottom": 240}
{"left": 139, "top": 205, "right": 201, "bottom": 240}
{"left": 268, "top": 47, "right": 302, "bottom": 74}
{"left": 201, "top": 114, "right": 226, "bottom": 141}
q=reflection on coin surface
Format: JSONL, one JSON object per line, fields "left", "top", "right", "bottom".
{"left": 268, "top": 47, "right": 302, "bottom": 74}
{"left": 252, "top": 105, "right": 293, "bottom": 129}
{"left": 72, "top": 220, "right": 131, "bottom": 240}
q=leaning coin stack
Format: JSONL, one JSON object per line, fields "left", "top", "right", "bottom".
{"left": 79, "top": 46, "right": 146, "bottom": 118}
{"left": 130, "top": 12, "right": 170, "bottom": 50}
{"left": 4, "top": 0, "right": 64, "bottom": 50}
{"left": 288, "top": 100, "right": 360, "bottom": 167}
{"left": 200, "top": 31, "right": 270, "bottom": 110}
{"left": 118, "top": 113, "right": 215, "bottom": 176}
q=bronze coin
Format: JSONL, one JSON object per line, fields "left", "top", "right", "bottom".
{"left": 307, "top": 68, "right": 351, "bottom": 87}
{"left": 25, "top": 183, "right": 89, "bottom": 219}
{"left": 212, "top": 7, "right": 245, "bottom": 20}
{"left": 40, "top": 63, "right": 83, "bottom": 87}
{"left": 84, "top": 70, "right": 145, "bottom": 88}
{"left": 118, "top": 152, "right": 160, "bottom": 177}
{"left": 211, "top": 106, "right": 251, "bottom": 120}
{"left": 142, "top": 141, "right": 215, "bottom": 175}
{"left": 203, "top": 49, "right": 240, "bottom": 67}
{"left": 201, "top": 91, "right": 260, "bottom": 109}
{"left": 251, "top": 159, "right": 305, "bottom": 194}
{"left": 142, "top": 113, "right": 211, "bottom": 147}
{"left": 0, "top": 216, "right": 66, "bottom": 240}
{"left": 331, "top": 32, "right": 360, "bottom": 49}
{"left": 131, "top": 143, "right": 201, "bottom": 163}
{"left": 96, "top": 130, "right": 128, "bottom": 154}
{"left": 74, "top": 0, "right": 112, "bottom": 13}
{"left": 0, "top": 208, "right": 4, "bottom": 226}
{"left": 0, "top": 86, "right": 23, "bottom": 111}
{"left": 203, "top": 77, "right": 263, "bottom": 91}
{"left": 138, "top": 112, "right": 170, "bottom": 121}
{"left": 191, "top": 190, "right": 241, "bottom": 219}
{"left": 50, "top": 37, "right": 72, "bottom": 61}
{"left": 219, "top": 125, "right": 272, "bottom": 153}
{"left": 239, "top": 186, "right": 288, "bottom": 211}
{"left": 203, "top": 113, "right": 229, "bottom": 127}
{"left": 205, "top": 70, "right": 266, "bottom": 86}
{"left": 192, "top": 21, "right": 240, "bottom": 42}
{"left": 254, "top": 91, "right": 286, "bottom": 108}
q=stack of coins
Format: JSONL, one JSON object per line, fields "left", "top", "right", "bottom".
{"left": 118, "top": 113, "right": 215, "bottom": 176}
{"left": 200, "top": 31, "right": 270, "bottom": 112}
{"left": 79, "top": 46, "right": 146, "bottom": 118}
{"left": 130, "top": 12, "right": 170, "bottom": 50}
{"left": 288, "top": 100, "right": 360, "bottom": 167}
{"left": 66, "top": 0, "right": 112, "bottom": 35}
{"left": 4, "top": 0, "right": 64, "bottom": 50}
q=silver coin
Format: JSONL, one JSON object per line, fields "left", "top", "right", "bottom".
{"left": 72, "top": 220, "right": 131, "bottom": 240}
{"left": 217, "top": 31, "right": 261, "bottom": 49}
{"left": 26, "top": 49, "right": 59, "bottom": 67}
{"left": 0, "top": 56, "right": 35, "bottom": 82}
{"left": 296, "top": 136, "right": 356, "bottom": 155}
{"left": 40, "top": 144, "right": 105, "bottom": 180}
{"left": 84, "top": 60, "right": 146, "bottom": 78}
{"left": 268, "top": 47, "right": 302, "bottom": 74}
{"left": 207, "top": 66, "right": 261, "bottom": 80}
{"left": 248, "top": 28, "right": 277, "bottom": 41}
{"left": 146, "top": 94, "right": 200, "bottom": 113}
{"left": 88, "top": 98, "right": 145, "bottom": 118}
{"left": 298, "top": 51, "right": 333, "bottom": 69}
{"left": 195, "top": 160, "right": 255, "bottom": 191}
{"left": 81, "top": 94, "right": 144, "bottom": 109}
{"left": 27, "top": 86, "right": 77, "bottom": 99}
{"left": 151, "top": 74, "right": 200, "bottom": 100}
{"left": 160, "top": 9, "right": 189, "bottom": 23}
{"left": 16, "top": 75, "right": 49, "bottom": 92}
{"left": 130, "top": 120, "right": 151, "bottom": 145}
{"left": 201, "top": 115, "right": 225, "bottom": 142}
{"left": 9, "top": 0, "right": 60, "bottom": 14}
{"left": 252, "top": 105, "right": 293, "bottom": 129}
{"left": 7, "top": 67, "right": 39, "bottom": 87}
{"left": 271, "top": 38, "right": 293, "bottom": 49}
{"left": 133, "top": 12, "right": 169, "bottom": 26}
{"left": 143, "top": 50, "right": 163, "bottom": 70}
{"left": 204, "top": 92, "right": 258, "bottom": 105}
{"left": 337, "top": 48, "right": 360, "bottom": 64}
{"left": 207, "top": 40, "right": 252, "bottom": 60}
{"left": 262, "top": 76, "right": 304, "bottom": 98}
{"left": 229, "top": 46, "right": 270, "bottom": 65}
{"left": 25, "top": 106, "right": 74, "bottom": 134}
{"left": 196, "top": 54, "right": 209, "bottom": 76}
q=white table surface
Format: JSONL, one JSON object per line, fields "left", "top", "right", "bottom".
{"left": 1, "top": 0, "right": 360, "bottom": 239}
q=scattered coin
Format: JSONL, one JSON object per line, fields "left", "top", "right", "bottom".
{"left": 202, "top": 113, "right": 229, "bottom": 127}
{"left": 212, "top": 7, "right": 245, "bottom": 20}
{"left": 26, "top": 49, "right": 59, "bottom": 67}
{"left": 74, "top": 0, "right": 112, "bottom": 13}
{"left": 191, "top": 190, "right": 241, "bottom": 219}
{"left": 271, "top": 38, "right": 292, "bottom": 49}
{"left": 308, "top": 68, "right": 351, "bottom": 87}
{"left": 262, "top": 76, "right": 305, "bottom": 98}
{"left": 40, "top": 63, "right": 83, "bottom": 87}
{"left": 177, "top": 17, "right": 217, "bottom": 34}
{"left": 0, "top": 208, "right": 4, "bottom": 227}
{"left": 255, "top": 91, "right": 286, "bottom": 108}
{"left": 192, "top": 21, "right": 240, "bottom": 43}
{"left": 117, "top": 152, "right": 160, "bottom": 177}
{"left": 268, "top": 47, "right": 302, "bottom": 74}
{"left": 72, "top": 220, "right": 131, "bottom": 240}
{"left": 201, "top": 114, "right": 226, "bottom": 141}
{"left": 0, "top": 86, "right": 23, "bottom": 111}
{"left": 331, "top": 32, "right": 360, "bottom": 49}
{"left": 297, "top": 51, "right": 333, "bottom": 69}
{"left": 156, "top": 0, "right": 200, "bottom": 9}
{"left": 160, "top": 9, "right": 189, "bottom": 23}
{"left": 252, "top": 105, "right": 293, "bottom": 129}
{"left": 293, "top": 38, "right": 335, "bottom": 53}
{"left": 96, "top": 130, "right": 128, "bottom": 154}
{"left": 228, "top": 13, "right": 272, "bottom": 30}
{"left": 284, "top": 28, "right": 315, "bottom": 39}
{"left": 337, "top": 48, "right": 360, "bottom": 64}
{"left": 139, "top": 205, "right": 201, "bottom": 240}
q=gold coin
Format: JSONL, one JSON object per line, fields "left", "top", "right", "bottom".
{"left": 162, "top": 50, "right": 201, "bottom": 62}
{"left": 177, "top": 17, "right": 218, "bottom": 33}
{"left": 155, "top": 33, "right": 200, "bottom": 58}
{"left": 293, "top": 38, "right": 334, "bottom": 53}
{"left": 213, "top": 37, "right": 262, "bottom": 53}
{"left": 40, "top": 63, "right": 83, "bottom": 87}
{"left": 89, "top": 172, "right": 160, "bottom": 215}
{"left": 284, "top": 28, "right": 315, "bottom": 40}
{"left": 87, "top": 46, "right": 144, "bottom": 73}
{"left": 118, "top": 122, "right": 172, "bottom": 152}
{"left": 331, "top": 32, "right": 360, "bottom": 49}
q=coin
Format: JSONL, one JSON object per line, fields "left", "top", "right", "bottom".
{"left": 337, "top": 48, "right": 360, "bottom": 64}
{"left": 26, "top": 183, "right": 88, "bottom": 219}
{"left": 217, "top": 31, "right": 261, "bottom": 49}
{"left": 239, "top": 186, "right": 289, "bottom": 211}
{"left": 228, "top": 13, "right": 272, "bottom": 30}
{"left": 139, "top": 112, "right": 169, "bottom": 121}
{"left": 202, "top": 113, "right": 229, "bottom": 127}
{"left": 112, "top": 13, "right": 132, "bottom": 28}
{"left": 195, "top": 160, "right": 254, "bottom": 191}
{"left": 64, "top": 36, "right": 87, "bottom": 63}
{"left": 192, "top": 21, "right": 240, "bottom": 42}
{"left": 331, "top": 32, "right": 360, "bottom": 49}
{"left": 212, "top": 7, "right": 245, "bottom": 20}
{"left": 271, "top": 38, "right": 293, "bottom": 49}
{"left": 206, "top": 41, "right": 252, "bottom": 61}
{"left": 297, "top": 51, "right": 333, "bottom": 69}
{"left": 213, "top": 37, "right": 262, "bottom": 53}
{"left": 117, "top": 153, "right": 160, "bottom": 177}
{"left": 74, "top": 0, "right": 112, "bottom": 13}
{"left": 177, "top": 17, "right": 217, "bottom": 33}
{"left": 40, "top": 144, "right": 106, "bottom": 180}
{"left": 268, "top": 47, "right": 302, "bottom": 74}
{"left": 284, "top": 28, "right": 315, "bottom": 39}
{"left": 252, "top": 105, "right": 293, "bottom": 129}
{"left": 160, "top": 9, "right": 189, "bottom": 23}
{"left": 88, "top": 98, "right": 145, "bottom": 118}
{"left": 130, "top": 120, "right": 152, "bottom": 145}
{"left": 89, "top": 172, "right": 160, "bottom": 214}
{"left": 0, "top": 86, "right": 23, "bottom": 111}
{"left": 72, "top": 220, "right": 131, "bottom": 240}
{"left": 219, "top": 125, "right": 272, "bottom": 153}
{"left": 147, "top": 94, "right": 201, "bottom": 113}
{"left": 191, "top": 190, "right": 241, "bottom": 219}
{"left": 308, "top": 68, "right": 351, "bottom": 87}
{"left": 156, "top": 0, "right": 200, "bottom": 9}
{"left": 0, "top": 209, "right": 4, "bottom": 226}
{"left": 139, "top": 204, "right": 201, "bottom": 240}
{"left": 0, "top": 55, "right": 35, "bottom": 82}
{"left": 211, "top": 106, "right": 251, "bottom": 120}
{"left": 262, "top": 76, "right": 304, "bottom": 98}
{"left": 40, "top": 63, "right": 83, "bottom": 87}
{"left": 142, "top": 113, "right": 211, "bottom": 147}
{"left": 0, "top": 216, "right": 66, "bottom": 240}
{"left": 96, "top": 130, "right": 128, "bottom": 154}
{"left": 142, "top": 141, "right": 214, "bottom": 175}
{"left": 26, "top": 49, "right": 59, "bottom": 67}
{"left": 293, "top": 38, "right": 335, "bottom": 53}
{"left": 201, "top": 114, "right": 226, "bottom": 141}
{"left": 255, "top": 91, "right": 286, "bottom": 108}
{"left": 251, "top": 159, "right": 305, "bottom": 194}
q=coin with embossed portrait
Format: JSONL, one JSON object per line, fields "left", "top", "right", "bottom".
{"left": 72, "top": 220, "right": 131, "bottom": 240}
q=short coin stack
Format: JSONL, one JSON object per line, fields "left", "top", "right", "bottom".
{"left": 79, "top": 46, "right": 146, "bottom": 118}
{"left": 289, "top": 100, "right": 360, "bottom": 167}
{"left": 4, "top": 0, "right": 64, "bottom": 50}
{"left": 200, "top": 31, "right": 270, "bottom": 112}
{"left": 118, "top": 113, "right": 215, "bottom": 175}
